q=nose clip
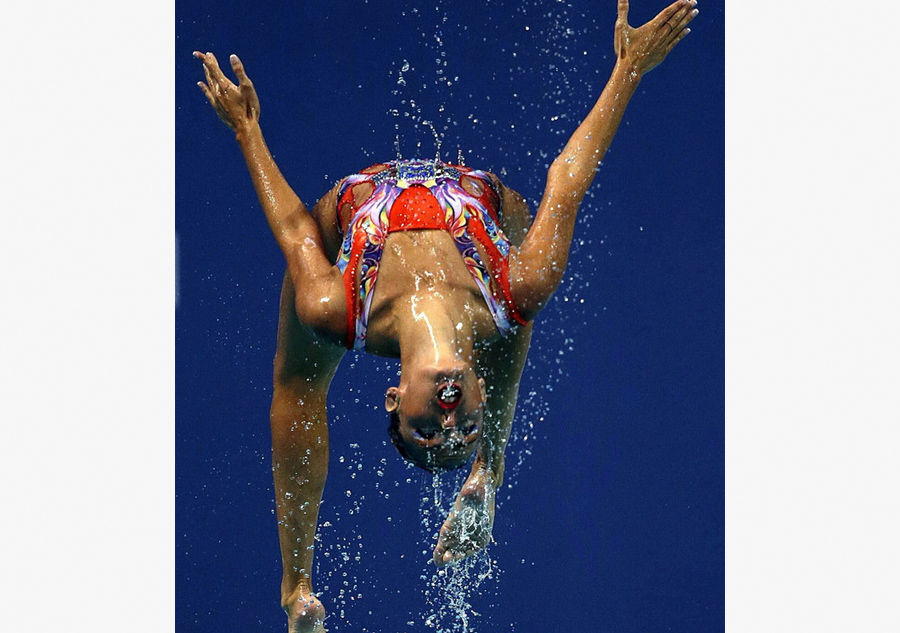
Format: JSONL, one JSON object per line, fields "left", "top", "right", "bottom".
{"left": 437, "top": 383, "right": 462, "bottom": 410}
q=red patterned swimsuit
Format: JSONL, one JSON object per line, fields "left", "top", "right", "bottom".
{"left": 335, "top": 159, "right": 528, "bottom": 351}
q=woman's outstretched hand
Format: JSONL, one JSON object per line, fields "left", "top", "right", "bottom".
{"left": 614, "top": 0, "right": 697, "bottom": 77}
{"left": 194, "top": 51, "right": 260, "bottom": 134}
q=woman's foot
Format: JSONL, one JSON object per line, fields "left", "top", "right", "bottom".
{"left": 283, "top": 587, "right": 326, "bottom": 633}
{"left": 433, "top": 464, "right": 496, "bottom": 566}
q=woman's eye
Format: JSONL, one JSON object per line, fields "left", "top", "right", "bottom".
{"left": 415, "top": 429, "right": 437, "bottom": 440}
{"left": 461, "top": 423, "right": 477, "bottom": 436}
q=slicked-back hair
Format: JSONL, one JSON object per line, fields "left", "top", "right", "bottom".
{"left": 387, "top": 411, "right": 468, "bottom": 473}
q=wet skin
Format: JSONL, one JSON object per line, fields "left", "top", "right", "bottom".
{"left": 195, "top": 0, "right": 698, "bottom": 629}
{"left": 283, "top": 583, "right": 326, "bottom": 633}
{"left": 389, "top": 367, "right": 484, "bottom": 466}
{"left": 388, "top": 366, "right": 501, "bottom": 565}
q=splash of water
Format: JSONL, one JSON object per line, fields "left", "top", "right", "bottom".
{"left": 310, "top": 1, "right": 610, "bottom": 629}
{"left": 389, "top": 1, "right": 457, "bottom": 161}
{"left": 411, "top": 472, "right": 497, "bottom": 632}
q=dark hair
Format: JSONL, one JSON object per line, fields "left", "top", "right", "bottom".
{"left": 387, "top": 410, "right": 412, "bottom": 460}
{"left": 387, "top": 410, "right": 468, "bottom": 473}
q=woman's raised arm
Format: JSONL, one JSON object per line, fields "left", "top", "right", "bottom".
{"left": 195, "top": 52, "right": 345, "bottom": 339}
{"left": 509, "top": 0, "right": 697, "bottom": 319}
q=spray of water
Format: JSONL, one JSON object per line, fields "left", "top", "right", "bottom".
{"left": 415, "top": 472, "right": 497, "bottom": 632}
{"left": 309, "top": 0, "right": 614, "bottom": 629}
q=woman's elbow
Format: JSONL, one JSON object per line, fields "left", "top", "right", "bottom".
{"left": 511, "top": 266, "right": 565, "bottom": 322}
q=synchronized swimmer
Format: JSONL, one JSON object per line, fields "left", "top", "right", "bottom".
{"left": 195, "top": 1, "right": 697, "bottom": 630}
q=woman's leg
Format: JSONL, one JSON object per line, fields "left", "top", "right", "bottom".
{"left": 270, "top": 271, "right": 344, "bottom": 632}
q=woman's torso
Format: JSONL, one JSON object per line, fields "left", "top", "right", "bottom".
{"left": 318, "top": 159, "right": 526, "bottom": 354}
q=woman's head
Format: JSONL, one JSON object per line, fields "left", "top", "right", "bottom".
{"left": 385, "top": 362, "right": 486, "bottom": 472}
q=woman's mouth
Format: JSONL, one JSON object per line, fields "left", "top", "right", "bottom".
{"left": 437, "top": 382, "right": 462, "bottom": 409}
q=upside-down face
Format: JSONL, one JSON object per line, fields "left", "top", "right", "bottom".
{"left": 386, "top": 363, "right": 486, "bottom": 472}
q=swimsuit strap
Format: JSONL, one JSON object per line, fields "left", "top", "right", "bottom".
{"left": 335, "top": 172, "right": 401, "bottom": 349}
{"left": 428, "top": 174, "right": 528, "bottom": 331}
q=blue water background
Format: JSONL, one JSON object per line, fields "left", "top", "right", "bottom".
{"left": 176, "top": 1, "right": 724, "bottom": 630}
